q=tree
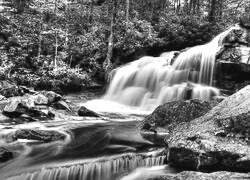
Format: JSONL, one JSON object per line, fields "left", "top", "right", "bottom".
{"left": 103, "top": 0, "right": 117, "bottom": 81}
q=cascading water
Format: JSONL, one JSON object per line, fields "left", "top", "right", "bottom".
{"left": 6, "top": 150, "right": 165, "bottom": 180}
{"left": 100, "top": 26, "right": 240, "bottom": 111}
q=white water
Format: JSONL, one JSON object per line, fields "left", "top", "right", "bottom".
{"left": 6, "top": 150, "right": 165, "bottom": 180}
{"left": 85, "top": 26, "right": 240, "bottom": 112}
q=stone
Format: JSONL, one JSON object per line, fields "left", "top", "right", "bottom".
{"left": 139, "top": 99, "right": 212, "bottom": 133}
{"left": 78, "top": 106, "right": 99, "bottom": 117}
{"left": 215, "top": 25, "right": 250, "bottom": 91}
{"left": 0, "top": 147, "right": 13, "bottom": 163}
{"left": 0, "top": 80, "right": 23, "bottom": 98}
{"left": 240, "top": 14, "right": 250, "bottom": 29}
{"left": 25, "top": 94, "right": 48, "bottom": 105}
{"left": 0, "top": 95, "right": 6, "bottom": 101}
{"left": 166, "top": 85, "right": 250, "bottom": 172}
{"left": 14, "top": 129, "right": 66, "bottom": 142}
{"left": 52, "top": 100, "right": 71, "bottom": 111}
{"left": 40, "top": 91, "right": 62, "bottom": 104}
{"left": 153, "top": 171, "right": 250, "bottom": 180}
{"left": 3, "top": 97, "right": 50, "bottom": 119}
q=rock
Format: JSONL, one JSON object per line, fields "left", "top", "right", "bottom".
{"left": 0, "top": 147, "right": 13, "bottom": 163}
{"left": 0, "top": 95, "right": 6, "bottom": 101}
{"left": 139, "top": 99, "right": 212, "bottom": 134}
{"left": 25, "top": 94, "right": 48, "bottom": 105}
{"left": 215, "top": 25, "right": 250, "bottom": 91}
{"left": 40, "top": 91, "right": 62, "bottom": 104}
{"left": 78, "top": 106, "right": 99, "bottom": 117}
{"left": 153, "top": 171, "right": 250, "bottom": 180}
{"left": 14, "top": 129, "right": 66, "bottom": 142}
{"left": 166, "top": 85, "right": 250, "bottom": 172}
{"left": 0, "top": 80, "right": 23, "bottom": 98}
{"left": 240, "top": 14, "right": 250, "bottom": 28}
{"left": 52, "top": 100, "right": 71, "bottom": 111}
{"left": 0, "top": 113, "right": 8, "bottom": 122}
{"left": 3, "top": 97, "right": 50, "bottom": 119}
{"left": 3, "top": 98, "right": 32, "bottom": 118}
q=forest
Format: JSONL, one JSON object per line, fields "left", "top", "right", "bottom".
{"left": 0, "top": 0, "right": 249, "bottom": 93}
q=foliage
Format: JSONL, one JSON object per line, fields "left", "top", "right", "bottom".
{"left": 156, "top": 13, "right": 224, "bottom": 50}
{"left": 0, "top": 0, "right": 248, "bottom": 90}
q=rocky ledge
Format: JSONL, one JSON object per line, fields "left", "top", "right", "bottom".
{"left": 165, "top": 85, "right": 250, "bottom": 172}
{"left": 140, "top": 99, "right": 212, "bottom": 135}
{"left": 152, "top": 171, "right": 250, "bottom": 180}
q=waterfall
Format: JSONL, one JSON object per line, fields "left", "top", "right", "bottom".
{"left": 6, "top": 150, "right": 165, "bottom": 180}
{"left": 101, "top": 26, "right": 240, "bottom": 111}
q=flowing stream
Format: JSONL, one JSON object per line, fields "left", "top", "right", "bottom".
{"left": 0, "top": 26, "right": 239, "bottom": 180}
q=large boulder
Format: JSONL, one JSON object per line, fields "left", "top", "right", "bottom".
{"left": 78, "top": 106, "right": 99, "bottom": 117}
{"left": 0, "top": 147, "right": 13, "bottom": 163}
{"left": 0, "top": 81, "right": 34, "bottom": 98}
{"left": 215, "top": 25, "right": 250, "bottom": 91}
{"left": 166, "top": 85, "right": 250, "bottom": 172}
{"left": 240, "top": 13, "right": 250, "bottom": 29}
{"left": 40, "top": 91, "right": 62, "bottom": 104}
{"left": 153, "top": 171, "right": 250, "bottom": 180}
{"left": 3, "top": 97, "right": 51, "bottom": 119}
{"left": 14, "top": 129, "right": 66, "bottom": 142}
{"left": 140, "top": 99, "right": 212, "bottom": 134}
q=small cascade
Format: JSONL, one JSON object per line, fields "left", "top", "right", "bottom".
{"left": 6, "top": 150, "right": 165, "bottom": 180}
{"left": 101, "top": 26, "right": 240, "bottom": 111}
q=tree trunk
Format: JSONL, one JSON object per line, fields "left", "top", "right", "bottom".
{"left": 89, "top": 0, "right": 94, "bottom": 26}
{"left": 54, "top": 0, "right": 58, "bottom": 69}
{"left": 126, "top": 0, "right": 129, "bottom": 29}
{"left": 37, "top": 16, "right": 42, "bottom": 61}
{"left": 103, "top": 0, "right": 117, "bottom": 81}
{"left": 209, "top": 0, "right": 217, "bottom": 22}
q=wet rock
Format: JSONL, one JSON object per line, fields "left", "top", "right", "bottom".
{"left": 0, "top": 147, "right": 13, "bottom": 163}
{"left": 166, "top": 85, "right": 250, "bottom": 172}
{"left": 0, "top": 113, "right": 9, "bottom": 122}
{"left": 153, "top": 171, "right": 250, "bottom": 180}
{"left": 52, "top": 100, "right": 71, "bottom": 111}
{"left": 139, "top": 99, "right": 212, "bottom": 134}
{"left": 40, "top": 91, "right": 62, "bottom": 104}
{"left": 78, "top": 106, "right": 99, "bottom": 117}
{"left": 14, "top": 129, "right": 66, "bottom": 142}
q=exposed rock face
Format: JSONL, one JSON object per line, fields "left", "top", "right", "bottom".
{"left": 153, "top": 171, "right": 250, "bottom": 180}
{"left": 14, "top": 129, "right": 66, "bottom": 142}
{"left": 166, "top": 85, "right": 250, "bottom": 172}
{"left": 78, "top": 106, "right": 99, "bottom": 117}
{"left": 140, "top": 99, "right": 212, "bottom": 134}
{"left": 216, "top": 25, "right": 250, "bottom": 91}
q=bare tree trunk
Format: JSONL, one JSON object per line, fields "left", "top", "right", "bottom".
{"left": 209, "top": 0, "right": 217, "bottom": 22}
{"left": 103, "top": 0, "right": 117, "bottom": 81}
{"left": 54, "top": 0, "right": 58, "bottom": 69}
{"left": 89, "top": 0, "right": 94, "bottom": 26}
{"left": 38, "top": 15, "right": 42, "bottom": 61}
{"left": 126, "top": 0, "right": 129, "bottom": 29}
